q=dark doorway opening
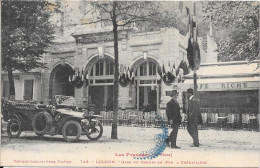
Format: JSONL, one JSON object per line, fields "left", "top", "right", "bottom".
{"left": 139, "top": 86, "right": 157, "bottom": 112}
{"left": 49, "top": 64, "right": 74, "bottom": 99}
{"left": 89, "top": 85, "right": 114, "bottom": 114}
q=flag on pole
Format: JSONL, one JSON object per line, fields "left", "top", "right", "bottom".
{"left": 157, "top": 71, "right": 161, "bottom": 84}
{"left": 172, "top": 62, "right": 177, "bottom": 77}
{"left": 123, "top": 67, "right": 126, "bottom": 75}
{"left": 85, "top": 73, "right": 89, "bottom": 86}
{"left": 167, "top": 61, "right": 171, "bottom": 73}
{"left": 81, "top": 69, "right": 84, "bottom": 81}
{"left": 127, "top": 67, "right": 131, "bottom": 80}
{"left": 162, "top": 64, "right": 166, "bottom": 77}
{"left": 131, "top": 70, "right": 135, "bottom": 84}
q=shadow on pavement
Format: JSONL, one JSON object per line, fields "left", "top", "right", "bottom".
{"left": 1, "top": 133, "right": 128, "bottom": 144}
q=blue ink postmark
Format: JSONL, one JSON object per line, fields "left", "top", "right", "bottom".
{"left": 134, "top": 114, "right": 168, "bottom": 160}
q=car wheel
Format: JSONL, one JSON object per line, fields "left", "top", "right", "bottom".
{"left": 7, "top": 118, "right": 22, "bottom": 138}
{"left": 86, "top": 121, "right": 103, "bottom": 141}
{"left": 62, "top": 120, "right": 82, "bottom": 143}
{"left": 32, "top": 112, "right": 53, "bottom": 134}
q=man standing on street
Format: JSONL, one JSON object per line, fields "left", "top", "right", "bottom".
{"left": 186, "top": 88, "right": 201, "bottom": 147}
{"left": 166, "top": 90, "right": 182, "bottom": 148}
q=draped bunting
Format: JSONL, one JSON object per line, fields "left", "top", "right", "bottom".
{"left": 119, "top": 67, "right": 131, "bottom": 87}
{"left": 186, "top": 7, "right": 201, "bottom": 71}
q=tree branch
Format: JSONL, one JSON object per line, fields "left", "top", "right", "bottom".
{"left": 84, "top": 18, "right": 112, "bottom": 25}
{"left": 91, "top": 2, "right": 111, "bottom": 14}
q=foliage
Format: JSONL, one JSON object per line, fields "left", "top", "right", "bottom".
{"left": 202, "top": 1, "right": 259, "bottom": 61}
{"left": 137, "top": 4, "right": 187, "bottom": 35}
{"left": 1, "top": 0, "right": 55, "bottom": 72}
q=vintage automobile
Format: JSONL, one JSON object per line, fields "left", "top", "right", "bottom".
{"left": 2, "top": 96, "right": 103, "bottom": 142}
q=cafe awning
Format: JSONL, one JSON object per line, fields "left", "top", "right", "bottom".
{"left": 180, "top": 61, "right": 260, "bottom": 91}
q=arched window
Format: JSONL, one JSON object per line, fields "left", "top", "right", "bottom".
{"left": 89, "top": 59, "right": 114, "bottom": 85}
{"left": 132, "top": 60, "right": 161, "bottom": 111}
{"left": 137, "top": 61, "right": 157, "bottom": 76}
{"left": 90, "top": 59, "right": 114, "bottom": 76}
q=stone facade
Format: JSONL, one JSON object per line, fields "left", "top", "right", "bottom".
{"left": 39, "top": 27, "right": 182, "bottom": 118}
{"left": 2, "top": 26, "right": 217, "bottom": 115}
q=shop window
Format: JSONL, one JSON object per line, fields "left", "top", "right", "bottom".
{"left": 24, "top": 80, "right": 33, "bottom": 100}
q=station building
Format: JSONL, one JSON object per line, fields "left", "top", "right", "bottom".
{"left": 2, "top": 25, "right": 219, "bottom": 115}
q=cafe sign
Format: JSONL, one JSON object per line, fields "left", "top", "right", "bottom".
{"left": 175, "top": 81, "right": 259, "bottom": 91}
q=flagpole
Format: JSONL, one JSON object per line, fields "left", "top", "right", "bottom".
{"left": 193, "top": 2, "right": 198, "bottom": 100}
{"left": 193, "top": 69, "right": 198, "bottom": 99}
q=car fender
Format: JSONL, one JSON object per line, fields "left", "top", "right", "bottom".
{"left": 9, "top": 114, "right": 23, "bottom": 122}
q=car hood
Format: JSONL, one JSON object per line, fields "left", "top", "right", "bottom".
{"left": 56, "top": 109, "right": 84, "bottom": 118}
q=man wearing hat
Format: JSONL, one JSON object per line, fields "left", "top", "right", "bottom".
{"left": 186, "top": 88, "right": 201, "bottom": 147}
{"left": 166, "top": 89, "right": 182, "bottom": 148}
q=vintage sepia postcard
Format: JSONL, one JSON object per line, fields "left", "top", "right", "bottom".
{"left": 1, "top": 0, "right": 259, "bottom": 167}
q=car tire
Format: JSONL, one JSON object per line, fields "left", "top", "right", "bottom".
{"left": 7, "top": 118, "right": 22, "bottom": 138}
{"left": 62, "top": 120, "right": 82, "bottom": 143}
{"left": 32, "top": 112, "right": 53, "bottom": 134}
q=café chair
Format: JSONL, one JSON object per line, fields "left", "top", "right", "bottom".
{"left": 242, "top": 113, "right": 250, "bottom": 129}
{"left": 208, "top": 113, "right": 218, "bottom": 128}
{"left": 100, "top": 111, "right": 106, "bottom": 125}
{"left": 199, "top": 113, "right": 208, "bottom": 130}
{"left": 226, "top": 113, "right": 235, "bottom": 130}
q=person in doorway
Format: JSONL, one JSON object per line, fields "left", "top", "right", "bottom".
{"left": 166, "top": 90, "right": 182, "bottom": 148}
{"left": 186, "top": 88, "right": 201, "bottom": 147}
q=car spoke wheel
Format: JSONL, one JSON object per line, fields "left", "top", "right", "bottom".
{"left": 86, "top": 121, "right": 103, "bottom": 141}
{"left": 62, "top": 120, "right": 82, "bottom": 143}
{"left": 7, "top": 118, "right": 22, "bottom": 138}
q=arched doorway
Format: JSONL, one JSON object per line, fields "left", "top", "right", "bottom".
{"left": 131, "top": 58, "right": 161, "bottom": 112}
{"left": 49, "top": 64, "right": 74, "bottom": 99}
{"left": 87, "top": 57, "right": 114, "bottom": 113}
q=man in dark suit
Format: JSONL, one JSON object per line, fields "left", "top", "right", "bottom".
{"left": 166, "top": 90, "right": 182, "bottom": 148}
{"left": 186, "top": 88, "right": 201, "bottom": 147}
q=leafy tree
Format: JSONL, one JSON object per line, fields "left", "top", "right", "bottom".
{"left": 136, "top": 2, "right": 187, "bottom": 35}
{"left": 1, "top": 0, "right": 55, "bottom": 100}
{"left": 202, "top": 1, "right": 259, "bottom": 61}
